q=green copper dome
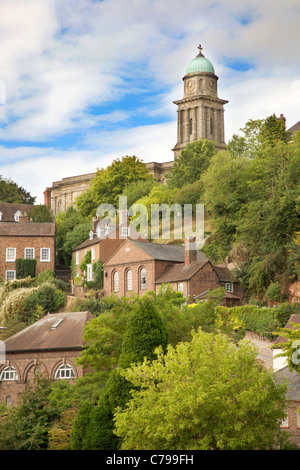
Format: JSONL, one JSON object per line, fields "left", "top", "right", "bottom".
{"left": 186, "top": 45, "right": 215, "bottom": 74}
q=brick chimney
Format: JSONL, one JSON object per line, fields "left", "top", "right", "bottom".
{"left": 43, "top": 187, "right": 52, "bottom": 208}
{"left": 119, "top": 209, "right": 129, "bottom": 225}
{"left": 184, "top": 236, "right": 197, "bottom": 265}
{"left": 19, "top": 211, "right": 30, "bottom": 223}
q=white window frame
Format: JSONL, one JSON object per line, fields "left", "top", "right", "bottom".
{"left": 177, "top": 282, "right": 184, "bottom": 292}
{"left": 6, "top": 247, "right": 16, "bottom": 262}
{"left": 24, "top": 247, "right": 35, "bottom": 259}
{"left": 91, "top": 246, "right": 95, "bottom": 261}
{"left": 126, "top": 269, "right": 133, "bottom": 291}
{"left": 140, "top": 267, "right": 147, "bottom": 290}
{"left": 280, "top": 413, "right": 289, "bottom": 429}
{"left": 122, "top": 227, "right": 130, "bottom": 237}
{"left": 14, "top": 211, "right": 20, "bottom": 222}
{"left": 54, "top": 364, "right": 75, "bottom": 380}
{"left": 0, "top": 366, "right": 18, "bottom": 381}
{"left": 113, "top": 271, "right": 119, "bottom": 292}
{"left": 86, "top": 263, "right": 94, "bottom": 282}
{"left": 5, "top": 270, "right": 16, "bottom": 281}
{"left": 0, "top": 212, "right": 2, "bottom": 221}
{"left": 225, "top": 282, "right": 233, "bottom": 292}
{"left": 75, "top": 252, "right": 79, "bottom": 265}
{"left": 40, "top": 248, "right": 50, "bottom": 262}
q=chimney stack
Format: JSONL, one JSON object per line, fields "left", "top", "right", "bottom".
{"left": 184, "top": 236, "right": 197, "bottom": 265}
{"left": 119, "top": 209, "right": 129, "bottom": 225}
{"left": 43, "top": 187, "right": 52, "bottom": 208}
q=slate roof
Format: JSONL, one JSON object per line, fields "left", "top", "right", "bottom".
{"left": 213, "top": 266, "right": 233, "bottom": 282}
{"left": 287, "top": 121, "right": 300, "bottom": 135}
{"left": 130, "top": 239, "right": 208, "bottom": 263}
{"left": 0, "top": 203, "right": 35, "bottom": 222}
{"left": 276, "top": 366, "right": 300, "bottom": 401}
{"left": 0, "top": 222, "right": 55, "bottom": 237}
{"left": 274, "top": 314, "right": 300, "bottom": 345}
{"left": 4, "top": 311, "right": 94, "bottom": 353}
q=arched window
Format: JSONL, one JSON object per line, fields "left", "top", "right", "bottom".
{"left": 113, "top": 271, "right": 119, "bottom": 292}
{"left": 54, "top": 364, "right": 75, "bottom": 380}
{"left": 0, "top": 366, "right": 18, "bottom": 381}
{"left": 6, "top": 395, "right": 13, "bottom": 407}
{"left": 126, "top": 269, "right": 133, "bottom": 291}
{"left": 140, "top": 267, "right": 146, "bottom": 290}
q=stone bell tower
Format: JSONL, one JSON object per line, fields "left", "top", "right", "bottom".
{"left": 172, "top": 45, "right": 228, "bottom": 159}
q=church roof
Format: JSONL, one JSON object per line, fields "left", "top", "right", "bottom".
{"left": 186, "top": 45, "right": 215, "bottom": 74}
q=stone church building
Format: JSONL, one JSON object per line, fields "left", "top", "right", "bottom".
{"left": 45, "top": 46, "right": 228, "bottom": 215}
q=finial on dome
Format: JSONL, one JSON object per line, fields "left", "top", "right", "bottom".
{"left": 197, "top": 44, "right": 204, "bottom": 57}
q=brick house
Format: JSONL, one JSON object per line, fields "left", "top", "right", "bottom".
{"left": 71, "top": 215, "right": 147, "bottom": 284}
{"left": 276, "top": 366, "right": 300, "bottom": 447}
{"left": 103, "top": 237, "right": 242, "bottom": 303}
{"left": 0, "top": 203, "right": 55, "bottom": 281}
{"left": 0, "top": 311, "right": 94, "bottom": 406}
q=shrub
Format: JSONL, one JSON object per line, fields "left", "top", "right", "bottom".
{"left": 23, "top": 283, "right": 67, "bottom": 320}
{"left": 15, "top": 259, "right": 36, "bottom": 279}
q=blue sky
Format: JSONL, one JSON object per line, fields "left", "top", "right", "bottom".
{"left": 0, "top": 0, "right": 299, "bottom": 203}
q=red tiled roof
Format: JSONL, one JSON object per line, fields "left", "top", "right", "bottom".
{"left": 0, "top": 203, "right": 35, "bottom": 222}
{"left": 155, "top": 260, "right": 209, "bottom": 283}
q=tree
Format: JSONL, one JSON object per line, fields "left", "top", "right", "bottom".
{"left": 166, "top": 139, "right": 217, "bottom": 189}
{"left": 72, "top": 297, "right": 169, "bottom": 450}
{"left": 55, "top": 206, "right": 87, "bottom": 265}
{"left": 0, "top": 376, "right": 60, "bottom": 450}
{"left": 114, "top": 329, "right": 288, "bottom": 450}
{"left": 75, "top": 156, "right": 152, "bottom": 218}
{"left": 62, "top": 222, "right": 92, "bottom": 266}
{"left": 28, "top": 204, "right": 54, "bottom": 222}
{"left": 0, "top": 175, "right": 35, "bottom": 204}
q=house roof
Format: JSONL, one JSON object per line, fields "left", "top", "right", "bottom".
{"left": 0, "top": 222, "right": 55, "bottom": 237}
{"left": 4, "top": 311, "right": 94, "bottom": 353}
{"left": 0, "top": 203, "right": 35, "bottom": 222}
{"left": 274, "top": 314, "right": 300, "bottom": 345}
{"left": 213, "top": 265, "right": 233, "bottom": 282}
{"left": 287, "top": 121, "right": 300, "bottom": 135}
{"left": 194, "top": 289, "right": 241, "bottom": 300}
{"left": 129, "top": 239, "right": 208, "bottom": 263}
{"left": 155, "top": 260, "right": 209, "bottom": 283}
{"left": 276, "top": 366, "right": 300, "bottom": 400}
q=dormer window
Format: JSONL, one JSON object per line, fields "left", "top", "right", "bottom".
{"left": 89, "top": 230, "right": 94, "bottom": 240}
{"left": 14, "top": 211, "right": 20, "bottom": 222}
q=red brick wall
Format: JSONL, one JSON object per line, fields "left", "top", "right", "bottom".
{"left": 0, "top": 350, "right": 84, "bottom": 406}
{"left": 281, "top": 400, "right": 300, "bottom": 447}
{"left": 0, "top": 235, "right": 55, "bottom": 281}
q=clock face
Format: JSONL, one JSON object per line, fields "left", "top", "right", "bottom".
{"left": 187, "top": 79, "right": 195, "bottom": 92}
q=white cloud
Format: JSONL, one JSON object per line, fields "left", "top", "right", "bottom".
{"left": 0, "top": 0, "right": 299, "bottom": 202}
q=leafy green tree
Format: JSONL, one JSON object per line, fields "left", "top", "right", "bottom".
{"left": 62, "top": 222, "right": 92, "bottom": 266}
{"left": 167, "top": 139, "right": 217, "bottom": 189}
{"left": 0, "top": 175, "right": 35, "bottom": 204}
{"left": 76, "top": 156, "right": 152, "bottom": 218}
{"left": 28, "top": 204, "right": 54, "bottom": 222}
{"left": 55, "top": 206, "right": 87, "bottom": 265}
{"left": 114, "top": 329, "right": 288, "bottom": 450}
{"left": 121, "top": 178, "right": 157, "bottom": 208}
{"left": 273, "top": 320, "right": 300, "bottom": 375}
{"left": 0, "top": 376, "right": 60, "bottom": 450}
{"left": 72, "top": 297, "right": 168, "bottom": 450}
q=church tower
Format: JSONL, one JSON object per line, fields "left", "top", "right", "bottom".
{"left": 172, "top": 45, "right": 228, "bottom": 159}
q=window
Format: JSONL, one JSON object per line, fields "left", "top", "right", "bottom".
{"left": 54, "top": 364, "right": 75, "bottom": 380}
{"left": 87, "top": 264, "right": 94, "bottom": 282}
{"left": 51, "top": 318, "right": 64, "bottom": 330}
{"left": 177, "top": 282, "right": 184, "bottom": 292}
{"left": 6, "top": 395, "right": 13, "bottom": 407}
{"left": 76, "top": 252, "right": 79, "bottom": 265}
{"left": 6, "top": 247, "right": 16, "bottom": 262}
{"left": 225, "top": 283, "right": 233, "bottom": 292}
{"left": 5, "top": 270, "right": 16, "bottom": 281}
{"left": 297, "top": 409, "right": 300, "bottom": 429}
{"left": 14, "top": 211, "right": 20, "bottom": 222}
{"left": 280, "top": 413, "right": 289, "bottom": 429}
{"left": 122, "top": 227, "right": 130, "bottom": 237}
{"left": 40, "top": 248, "right": 50, "bottom": 262}
{"left": 0, "top": 366, "right": 18, "bottom": 381}
{"left": 91, "top": 246, "right": 95, "bottom": 260}
{"left": 113, "top": 271, "right": 119, "bottom": 292}
{"left": 189, "top": 118, "right": 193, "bottom": 135}
{"left": 0, "top": 212, "right": 2, "bottom": 221}
{"left": 126, "top": 269, "right": 133, "bottom": 291}
{"left": 140, "top": 268, "right": 146, "bottom": 290}
{"left": 25, "top": 248, "right": 35, "bottom": 259}
{"left": 210, "top": 118, "right": 213, "bottom": 135}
